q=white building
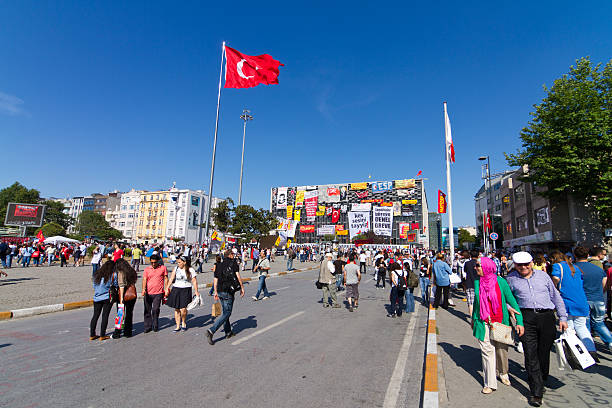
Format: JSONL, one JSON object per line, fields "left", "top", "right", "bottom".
{"left": 114, "top": 189, "right": 142, "bottom": 240}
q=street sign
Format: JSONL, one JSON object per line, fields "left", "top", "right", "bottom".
{"left": 489, "top": 232, "right": 499, "bottom": 241}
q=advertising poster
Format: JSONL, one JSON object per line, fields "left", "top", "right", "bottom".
{"left": 304, "top": 190, "right": 318, "bottom": 217}
{"left": 350, "top": 182, "right": 368, "bottom": 190}
{"left": 373, "top": 206, "right": 393, "bottom": 236}
{"left": 348, "top": 211, "right": 370, "bottom": 239}
{"left": 300, "top": 225, "right": 315, "bottom": 233}
{"left": 276, "top": 187, "right": 288, "bottom": 209}
{"left": 295, "top": 190, "right": 305, "bottom": 207}
{"left": 294, "top": 209, "right": 301, "bottom": 221}
{"left": 372, "top": 181, "right": 392, "bottom": 193}
{"left": 4, "top": 203, "right": 46, "bottom": 227}
{"left": 395, "top": 179, "right": 416, "bottom": 189}
{"left": 438, "top": 190, "right": 447, "bottom": 214}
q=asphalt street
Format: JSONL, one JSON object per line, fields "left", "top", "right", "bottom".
{"left": 0, "top": 267, "right": 428, "bottom": 408}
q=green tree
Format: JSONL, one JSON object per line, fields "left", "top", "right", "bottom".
{"left": 506, "top": 57, "right": 612, "bottom": 228}
{"left": 0, "top": 182, "right": 41, "bottom": 226}
{"left": 37, "top": 222, "right": 66, "bottom": 237}
{"left": 42, "top": 200, "right": 73, "bottom": 230}
{"left": 230, "top": 205, "right": 277, "bottom": 242}
{"left": 210, "top": 197, "right": 234, "bottom": 233}
{"left": 458, "top": 228, "right": 476, "bottom": 249}
{"left": 76, "top": 211, "right": 123, "bottom": 240}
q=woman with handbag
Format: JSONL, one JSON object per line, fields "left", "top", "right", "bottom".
{"left": 472, "top": 256, "right": 524, "bottom": 394}
{"left": 165, "top": 256, "right": 199, "bottom": 331}
{"left": 111, "top": 259, "right": 138, "bottom": 339}
{"left": 90, "top": 260, "right": 117, "bottom": 341}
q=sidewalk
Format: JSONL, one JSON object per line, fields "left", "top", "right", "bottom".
{"left": 435, "top": 291, "right": 612, "bottom": 407}
{"left": 0, "top": 258, "right": 320, "bottom": 311}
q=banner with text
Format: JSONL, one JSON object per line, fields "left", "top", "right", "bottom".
{"left": 304, "top": 190, "right": 318, "bottom": 217}
{"left": 373, "top": 206, "right": 393, "bottom": 236}
{"left": 276, "top": 187, "right": 288, "bottom": 209}
{"left": 348, "top": 211, "right": 370, "bottom": 240}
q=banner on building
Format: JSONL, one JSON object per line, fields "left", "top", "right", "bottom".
{"left": 393, "top": 201, "right": 402, "bottom": 216}
{"left": 402, "top": 199, "right": 418, "bottom": 205}
{"left": 276, "top": 187, "right": 288, "bottom": 209}
{"left": 411, "top": 222, "right": 420, "bottom": 230}
{"left": 406, "top": 233, "right": 417, "bottom": 242}
{"left": 295, "top": 190, "right": 305, "bottom": 207}
{"left": 396, "top": 188, "right": 416, "bottom": 197}
{"left": 335, "top": 224, "right": 346, "bottom": 232}
{"left": 395, "top": 179, "right": 416, "bottom": 189}
{"left": 438, "top": 190, "right": 447, "bottom": 214}
{"left": 287, "top": 220, "right": 299, "bottom": 238}
{"left": 300, "top": 225, "right": 315, "bottom": 233}
{"left": 304, "top": 190, "right": 318, "bottom": 217}
{"left": 317, "top": 225, "right": 335, "bottom": 236}
{"left": 351, "top": 203, "right": 371, "bottom": 212}
{"left": 286, "top": 205, "right": 293, "bottom": 220}
{"left": 294, "top": 209, "right": 301, "bottom": 221}
{"left": 355, "top": 190, "right": 369, "bottom": 199}
{"left": 350, "top": 182, "right": 368, "bottom": 190}
{"left": 339, "top": 186, "right": 348, "bottom": 200}
{"left": 348, "top": 211, "right": 370, "bottom": 239}
{"left": 361, "top": 199, "right": 383, "bottom": 204}
{"left": 372, "top": 181, "right": 392, "bottom": 193}
{"left": 325, "top": 206, "right": 332, "bottom": 216}
{"left": 399, "top": 223, "right": 410, "bottom": 239}
{"left": 331, "top": 208, "right": 340, "bottom": 223}
{"left": 316, "top": 205, "right": 325, "bottom": 216}
{"left": 381, "top": 202, "right": 393, "bottom": 206}
{"left": 340, "top": 204, "right": 348, "bottom": 213}
{"left": 336, "top": 229, "right": 348, "bottom": 236}
{"left": 373, "top": 206, "right": 393, "bottom": 236}
{"left": 327, "top": 187, "right": 340, "bottom": 196}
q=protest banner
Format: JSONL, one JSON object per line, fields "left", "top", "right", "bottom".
{"left": 286, "top": 205, "right": 293, "bottom": 220}
{"left": 348, "top": 211, "right": 370, "bottom": 239}
{"left": 393, "top": 201, "right": 402, "bottom": 216}
{"left": 373, "top": 206, "right": 393, "bottom": 236}
{"left": 295, "top": 190, "right": 305, "bottom": 207}
{"left": 350, "top": 182, "right": 368, "bottom": 190}
{"left": 294, "top": 209, "right": 301, "bottom": 221}
{"left": 402, "top": 199, "right": 418, "bottom": 205}
{"left": 304, "top": 190, "right": 318, "bottom": 217}
{"left": 372, "top": 181, "right": 392, "bottom": 193}
{"left": 276, "top": 187, "right": 288, "bottom": 209}
{"left": 317, "top": 225, "right": 335, "bottom": 235}
{"left": 300, "top": 225, "right": 315, "bottom": 233}
{"left": 286, "top": 220, "right": 299, "bottom": 238}
{"left": 399, "top": 223, "right": 410, "bottom": 239}
{"left": 351, "top": 203, "right": 371, "bottom": 212}
{"left": 394, "top": 179, "right": 416, "bottom": 189}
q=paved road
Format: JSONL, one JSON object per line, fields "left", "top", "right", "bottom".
{"left": 0, "top": 258, "right": 319, "bottom": 310}
{"left": 436, "top": 291, "right": 612, "bottom": 408}
{"left": 0, "top": 267, "right": 428, "bottom": 408}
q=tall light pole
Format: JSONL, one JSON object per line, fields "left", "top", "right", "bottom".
{"left": 238, "top": 109, "right": 253, "bottom": 206}
{"left": 479, "top": 155, "right": 492, "bottom": 253}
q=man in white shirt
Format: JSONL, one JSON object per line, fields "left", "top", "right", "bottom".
{"left": 359, "top": 251, "right": 367, "bottom": 274}
{"left": 319, "top": 253, "right": 339, "bottom": 308}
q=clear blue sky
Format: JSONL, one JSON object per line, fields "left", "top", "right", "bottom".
{"left": 1, "top": 1, "right": 610, "bottom": 226}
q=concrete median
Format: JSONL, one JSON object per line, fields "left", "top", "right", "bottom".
{"left": 63, "top": 300, "right": 93, "bottom": 310}
{"left": 11, "top": 304, "right": 64, "bottom": 318}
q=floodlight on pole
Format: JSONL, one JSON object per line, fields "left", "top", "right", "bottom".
{"left": 238, "top": 109, "right": 253, "bottom": 206}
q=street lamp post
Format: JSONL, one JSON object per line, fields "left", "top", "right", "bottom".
{"left": 479, "top": 155, "right": 493, "bottom": 253}
{"left": 238, "top": 109, "right": 253, "bottom": 206}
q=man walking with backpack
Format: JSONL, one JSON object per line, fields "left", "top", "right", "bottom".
{"left": 287, "top": 247, "right": 296, "bottom": 271}
{"left": 206, "top": 249, "right": 245, "bottom": 344}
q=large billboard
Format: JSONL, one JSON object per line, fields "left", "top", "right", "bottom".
{"left": 5, "top": 203, "right": 46, "bottom": 227}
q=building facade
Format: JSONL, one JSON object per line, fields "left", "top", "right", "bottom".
{"left": 270, "top": 178, "right": 429, "bottom": 246}
{"left": 474, "top": 170, "right": 514, "bottom": 248}
{"left": 106, "top": 189, "right": 143, "bottom": 240}
{"left": 499, "top": 166, "right": 604, "bottom": 251}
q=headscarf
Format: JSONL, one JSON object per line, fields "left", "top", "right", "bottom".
{"left": 479, "top": 256, "right": 501, "bottom": 322}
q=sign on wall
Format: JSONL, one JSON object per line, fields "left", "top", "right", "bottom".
{"left": 348, "top": 211, "right": 370, "bottom": 239}
{"left": 373, "top": 206, "right": 393, "bottom": 236}
{"left": 372, "top": 181, "right": 392, "bottom": 193}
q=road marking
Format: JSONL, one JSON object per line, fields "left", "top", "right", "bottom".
{"left": 231, "top": 311, "right": 305, "bottom": 346}
{"left": 275, "top": 286, "right": 290, "bottom": 290}
{"left": 382, "top": 306, "right": 421, "bottom": 408}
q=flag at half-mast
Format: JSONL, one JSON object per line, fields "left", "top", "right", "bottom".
{"left": 444, "top": 106, "right": 455, "bottom": 163}
{"left": 224, "top": 46, "right": 283, "bottom": 89}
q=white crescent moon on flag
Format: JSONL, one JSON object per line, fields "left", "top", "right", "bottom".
{"left": 237, "top": 59, "right": 254, "bottom": 79}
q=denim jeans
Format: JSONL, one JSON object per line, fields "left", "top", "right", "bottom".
{"left": 587, "top": 300, "right": 612, "bottom": 345}
{"left": 419, "top": 277, "right": 430, "bottom": 304}
{"left": 92, "top": 263, "right": 100, "bottom": 277}
{"left": 255, "top": 275, "right": 269, "bottom": 298}
{"left": 210, "top": 292, "right": 234, "bottom": 334}
{"left": 336, "top": 274, "right": 343, "bottom": 291}
{"left": 287, "top": 258, "right": 293, "bottom": 271}
{"left": 567, "top": 315, "right": 596, "bottom": 351}
{"left": 22, "top": 256, "right": 31, "bottom": 267}
{"left": 390, "top": 286, "right": 404, "bottom": 315}
{"left": 6, "top": 254, "right": 12, "bottom": 268}
{"left": 405, "top": 288, "right": 415, "bottom": 313}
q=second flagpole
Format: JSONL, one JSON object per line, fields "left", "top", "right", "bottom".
{"left": 204, "top": 41, "right": 226, "bottom": 244}
{"left": 444, "top": 102, "right": 455, "bottom": 264}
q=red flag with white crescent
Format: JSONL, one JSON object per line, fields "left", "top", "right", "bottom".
{"left": 224, "top": 46, "right": 283, "bottom": 89}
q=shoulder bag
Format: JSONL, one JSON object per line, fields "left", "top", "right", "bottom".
{"left": 489, "top": 319, "right": 514, "bottom": 345}
{"left": 124, "top": 283, "right": 137, "bottom": 302}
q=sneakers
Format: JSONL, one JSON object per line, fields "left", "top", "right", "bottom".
{"left": 226, "top": 331, "right": 235, "bottom": 339}
{"left": 387, "top": 314, "right": 396, "bottom": 318}
{"left": 516, "top": 342, "right": 524, "bottom": 353}
{"left": 528, "top": 396, "right": 542, "bottom": 407}
{"left": 206, "top": 329, "right": 214, "bottom": 345}
{"left": 349, "top": 306, "right": 354, "bottom": 312}
{"left": 252, "top": 296, "right": 259, "bottom": 301}
{"left": 89, "top": 335, "right": 99, "bottom": 341}
{"left": 262, "top": 296, "right": 270, "bottom": 300}
{"left": 99, "top": 336, "right": 110, "bottom": 341}
{"left": 499, "top": 374, "right": 511, "bottom": 386}
{"left": 111, "top": 333, "right": 121, "bottom": 339}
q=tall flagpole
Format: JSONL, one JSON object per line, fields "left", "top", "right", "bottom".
{"left": 204, "top": 41, "right": 226, "bottom": 244}
{"left": 444, "top": 102, "right": 455, "bottom": 264}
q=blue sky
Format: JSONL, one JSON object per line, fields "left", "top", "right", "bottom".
{"left": 1, "top": 1, "right": 611, "bottom": 226}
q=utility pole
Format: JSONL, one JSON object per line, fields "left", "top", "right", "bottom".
{"left": 238, "top": 109, "right": 253, "bottom": 206}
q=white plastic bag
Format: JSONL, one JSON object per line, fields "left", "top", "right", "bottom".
{"left": 554, "top": 337, "right": 569, "bottom": 370}
{"left": 561, "top": 329, "right": 595, "bottom": 370}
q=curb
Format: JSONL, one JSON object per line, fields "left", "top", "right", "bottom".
{"left": 422, "top": 305, "right": 438, "bottom": 408}
{"left": 0, "top": 265, "right": 318, "bottom": 321}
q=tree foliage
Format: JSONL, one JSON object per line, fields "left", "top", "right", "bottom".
{"left": 41, "top": 200, "right": 73, "bottom": 230}
{"left": 210, "top": 197, "right": 234, "bottom": 233}
{"left": 76, "top": 211, "right": 123, "bottom": 240}
{"left": 458, "top": 228, "right": 476, "bottom": 248}
{"left": 506, "top": 57, "right": 612, "bottom": 227}
{"left": 37, "top": 222, "right": 66, "bottom": 237}
{"left": 230, "top": 205, "right": 277, "bottom": 242}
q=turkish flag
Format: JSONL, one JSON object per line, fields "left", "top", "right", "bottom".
{"left": 331, "top": 208, "right": 340, "bottom": 223}
{"left": 36, "top": 229, "right": 45, "bottom": 241}
{"left": 224, "top": 46, "right": 283, "bottom": 89}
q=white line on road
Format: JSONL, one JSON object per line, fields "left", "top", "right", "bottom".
{"left": 275, "top": 286, "right": 290, "bottom": 291}
{"left": 231, "top": 311, "right": 305, "bottom": 346}
{"left": 383, "top": 306, "right": 421, "bottom": 408}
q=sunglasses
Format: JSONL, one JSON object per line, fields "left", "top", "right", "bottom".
{"left": 515, "top": 263, "right": 530, "bottom": 267}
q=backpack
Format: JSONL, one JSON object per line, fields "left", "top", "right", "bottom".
{"left": 220, "top": 260, "right": 241, "bottom": 294}
{"left": 394, "top": 271, "right": 408, "bottom": 291}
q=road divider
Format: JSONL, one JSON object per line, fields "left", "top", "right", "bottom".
{"left": 422, "top": 305, "right": 438, "bottom": 408}
{"left": 0, "top": 265, "right": 318, "bottom": 321}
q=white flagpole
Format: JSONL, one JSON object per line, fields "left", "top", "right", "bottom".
{"left": 204, "top": 41, "right": 226, "bottom": 243}
{"left": 444, "top": 102, "right": 455, "bottom": 264}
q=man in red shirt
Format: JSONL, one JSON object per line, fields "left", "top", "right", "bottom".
{"left": 141, "top": 254, "right": 168, "bottom": 332}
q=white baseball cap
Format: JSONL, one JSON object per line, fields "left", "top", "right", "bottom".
{"left": 512, "top": 251, "right": 533, "bottom": 264}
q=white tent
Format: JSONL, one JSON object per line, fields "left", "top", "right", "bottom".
{"left": 44, "top": 236, "right": 80, "bottom": 245}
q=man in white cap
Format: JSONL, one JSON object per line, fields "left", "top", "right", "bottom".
{"left": 319, "top": 253, "right": 339, "bottom": 308}
{"left": 506, "top": 251, "right": 567, "bottom": 407}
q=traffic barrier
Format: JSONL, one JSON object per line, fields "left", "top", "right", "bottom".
{"left": 63, "top": 300, "right": 93, "bottom": 310}
{"left": 422, "top": 305, "right": 438, "bottom": 408}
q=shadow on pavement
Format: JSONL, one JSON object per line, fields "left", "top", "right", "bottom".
{"left": 232, "top": 315, "right": 257, "bottom": 334}
{"left": 0, "top": 277, "right": 38, "bottom": 286}
{"left": 0, "top": 343, "right": 11, "bottom": 349}
{"left": 439, "top": 342, "right": 483, "bottom": 385}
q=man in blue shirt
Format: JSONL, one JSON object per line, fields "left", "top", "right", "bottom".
{"left": 574, "top": 246, "right": 612, "bottom": 350}
{"left": 432, "top": 253, "right": 452, "bottom": 309}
